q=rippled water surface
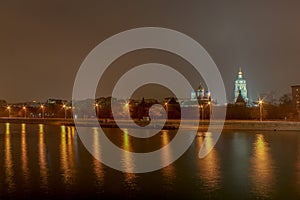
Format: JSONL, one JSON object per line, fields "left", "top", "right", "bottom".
{"left": 0, "top": 123, "right": 300, "bottom": 199}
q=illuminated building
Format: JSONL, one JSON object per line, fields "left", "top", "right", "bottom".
{"left": 234, "top": 68, "right": 248, "bottom": 103}
{"left": 291, "top": 85, "right": 300, "bottom": 109}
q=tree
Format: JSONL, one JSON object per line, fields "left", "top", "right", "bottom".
{"left": 279, "top": 93, "right": 292, "bottom": 105}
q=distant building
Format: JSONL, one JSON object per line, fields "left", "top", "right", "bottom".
{"left": 234, "top": 68, "right": 248, "bottom": 103}
{"left": 191, "top": 83, "right": 211, "bottom": 101}
{"left": 291, "top": 85, "right": 300, "bottom": 109}
{"left": 46, "top": 98, "right": 67, "bottom": 105}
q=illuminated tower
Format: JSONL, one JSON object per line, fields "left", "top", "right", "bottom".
{"left": 234, "top": 68, "right": 248, "bottom": 103}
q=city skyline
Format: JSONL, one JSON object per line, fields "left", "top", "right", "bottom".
{"left": 0, "top": 1, "right": 300, "bottom": 103}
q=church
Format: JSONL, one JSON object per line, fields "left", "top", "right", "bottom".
{"left": 234, "top": 68, "right": 248, "bottom": 103}
{"left": 190, "top": 83, "right": 211, "bottom": 101}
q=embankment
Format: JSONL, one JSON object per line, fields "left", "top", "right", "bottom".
{"left": 0, "top": 118, "right": 299, "bottom": 131}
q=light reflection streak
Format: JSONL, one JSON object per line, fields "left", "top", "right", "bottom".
{"left": 38, "top": 124, "right": 48, "bottom": 189}
{"left": 60, "top": 125, "right": 75, "bottom": 184}
{"left": 161, "top": 130, "right": 175, "bottom": 182}
{"left": 122, "top": 129, "right": 137, "bottom": 188}
{"left": 5, "top": 123, "right": 15, "bottom": 192}
{"left": 298, "top": 140, "right": 300, "bottom": 188}
{"left": 67, "top": 126, "right": 75, "bottom": 170}
{"left": 251, "top": 134, "right": 274, "bottom": 197}
{"left": 92, "top": 128, "right": 104, "bottom": 185}
{"left": 21, "top": 123, "right": 29, "bottom": 185}
{"left": 197, "top": 132, "right": 220, "bottom": 191}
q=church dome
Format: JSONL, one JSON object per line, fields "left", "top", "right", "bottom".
{"left": 197, "top": 83, "right": 204, "bottom": 91}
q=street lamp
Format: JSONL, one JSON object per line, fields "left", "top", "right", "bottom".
{"left": 95, "top": 103, "right": 99, "bottom": 118}
{"left": 63, "top": 104, "right": 67, "bottom": 119}
{"left": 208, "top": 101, "right": 212, "bottom": 119}
{"left": 40, "top": 104, "right": 45, "bottom": 118}
{"left": 164, "top": 102, "right": 168, "bottom": 119}
{"left": 7, "top": 106, "right": 11, "bottom": 118}
{"left": 200, "top": 104, "right": 204, "bottom": 121}
{"left": 23, "top": 106, "right": 26, "bottom": 118}
{"left": 258, "top": 100, "right": 263, "bottom": 122}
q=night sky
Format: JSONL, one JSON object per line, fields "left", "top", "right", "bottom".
{"left": 1, "top": 1, "right": 300, "bottom": 103}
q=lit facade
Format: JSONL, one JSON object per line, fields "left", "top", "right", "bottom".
{"left": 191, "top": 84, "right": 211, "bottom": 101}
{"left": 234, "top": 68, "right": 248, "bottom": 103}
{"left": 291, "top": 85, "right": 300, "bottom": 109}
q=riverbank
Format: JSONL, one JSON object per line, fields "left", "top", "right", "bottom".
{"left": 0, "top": 117, "right": 300, "bottom": 131}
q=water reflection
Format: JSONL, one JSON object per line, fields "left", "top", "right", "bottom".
{"left": 38, "top": 124, "right": 48, "bottom": 189}
{"left": 92, "top": 128, "right": 104, "bottom": 185}
{"left": 21, "top": 123, "right": 30, "bottom": 185}
{"left": 60, "top": 125, "right": 75, "bottom": 184}
{"left": 197, "top": 132, "right": 220, "bottom": 191}
{"left": 161, "top": 130, "right": 175, "bottom": 183}
{"left": 251, "top": 134, "right": 274, "bottom": 197}
{"left": 5, "top": 123, "right": 15, "bottom": 192}
{"left": 122, "top": 129, "right": 137, "bottom": 189}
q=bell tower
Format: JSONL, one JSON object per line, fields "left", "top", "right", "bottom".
{"left": 234, "top": 68, "right": 248, "bottom": 103}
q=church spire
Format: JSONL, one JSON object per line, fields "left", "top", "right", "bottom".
{"left": 238, "top": 67, "right": 243, "bottom": 79}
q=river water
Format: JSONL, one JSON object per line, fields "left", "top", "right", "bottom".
{"left": 0, "top": 123, "right": 300, "bottom": 199}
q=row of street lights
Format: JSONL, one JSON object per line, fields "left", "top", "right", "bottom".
{"left": 5, "top": 104, "right": 71, "bottom": 119}
{"left": 4, "top": 100, "right": 264, "bottom": 121}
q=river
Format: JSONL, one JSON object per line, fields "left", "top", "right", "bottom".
{"left": 0, "top": 123, "right": 299, "bottom": 199}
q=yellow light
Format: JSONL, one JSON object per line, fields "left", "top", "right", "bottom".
{"left": 6, "top": 123, "right": 10, "bottom": 134}
{"left": 208, "top": 101, "right": 211, "bottom": 105}
{"left": 39, "top": 124, "right": 44, "bottom": 133}
{"left": 7, "top": 106, "right": 10, "bottom": 110}
{"left": 23, "top": 106, "right": 26, "bottom": 110}
{"left": 41, "top": 105, "right": 44, "bottom": 109}
{"left": 258, "top": 100, "right": 263, "bottom": 105}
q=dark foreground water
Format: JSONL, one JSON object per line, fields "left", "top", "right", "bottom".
{"left": 0, "top": 123, "right": 300, "bottom": 199}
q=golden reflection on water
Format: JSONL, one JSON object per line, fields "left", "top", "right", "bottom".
{"left": 298, "top": 140, "right": 300, "bottom": 188}
{"left": 161, "top": 130, "right": 175, "bottom": 181}
{"left": 38, "top": 124, "right": 48, "bottom": 188}
{"left": 251, "top": 134, "right": 274, "bottom": 197}
{"left": 197, "top": 132, "right": 220, "bottom": 191}
{"left": 92, "top": 128, "right": 104, "bottom": 184}
{"left": 5, "top": 123, "right": 15, "bottom": 192}
{"left": 21, "top": 123, "right": 29, "bottom": 184}
{"left": 60, "top": 125, "right": 75, "bottom": 184}
{"left": 122, "top": 129, "right": 137, "bottom": 188}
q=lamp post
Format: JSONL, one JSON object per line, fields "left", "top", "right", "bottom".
{"left": 7, "top": 106, "right": 11, "bottom": 118}
{"left": 208, "top": 101, "right": 212, "bottom": 119}
{"left": 200, "top": 104, "right": 204, "bottom": 121}
{"left": 164, "top": 102, "right": 168, "bottom": 119}
{"left": 63, "top": 104, "right": 67, "bottom": 119}
{"left": 124, "top": 102, "right": 129, "bottom": 119}
{"left": 23, "top": 106, "right": 26, "bottom": 118}
{"left": 95, "top": 103, "right": 99, "bottom": 118}
{"left": 258, "top": 100, "right": 263, "bottom": 122}
{"left": 41, "top": 104, "right": 45, "bottom": 118}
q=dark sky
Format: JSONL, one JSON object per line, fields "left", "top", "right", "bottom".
{"left": 1, "top": 0, "right": 300, "bottom": 103}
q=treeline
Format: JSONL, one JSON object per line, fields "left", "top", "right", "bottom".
{"left": 0, "top": 95, "right": 298, "bottom": 121}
